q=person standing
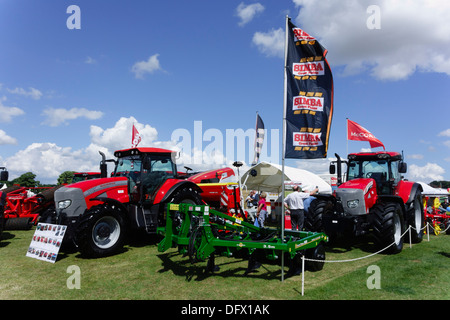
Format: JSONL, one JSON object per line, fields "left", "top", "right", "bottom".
{"left": 256, "top": 192, "right": 268, "bottom": 227}
{"left": 284, "top": 185, "right": 318, "bottom": 231}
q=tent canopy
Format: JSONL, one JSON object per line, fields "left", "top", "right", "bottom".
{"left": 419, "top": 182, "right": 450, "bottom": 196}
{"left": 241, "top": 161, "right": 332, "bottom": 194}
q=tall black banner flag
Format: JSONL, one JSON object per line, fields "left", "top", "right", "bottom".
{"left": 283, "top": 19, "right": 334, "bottom": 159}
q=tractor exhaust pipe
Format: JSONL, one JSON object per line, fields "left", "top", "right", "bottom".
{"left": 334, "top": 153, "right": 342, "bottom": 186}
{"left": 99, "top": 151, "right": 108, "bottom": 178}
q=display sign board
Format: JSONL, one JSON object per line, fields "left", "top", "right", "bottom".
{"left": 26, "top": 223, "right": 66, "bottom": 263}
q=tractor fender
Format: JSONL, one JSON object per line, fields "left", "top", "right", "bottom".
{"left": 87, "top": 196, "right": 129, "bottom": 221}
{"left": 155, "top": 180, "right": 203, "bottom": 205}
{"left": 396, "top": 181, "right": 423, "bottom": 205}
{"left": 312, "top": 193, "right": 337, "bottom": 205}
{"left": 405, "top": 182, "right": 423, "bottom": 205}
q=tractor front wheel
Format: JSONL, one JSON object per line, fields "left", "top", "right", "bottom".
{"left": 77, "top": 205, "right": 126, "bottom": 258}
{"left": 372, "top": 202, "right": 405, "bottom": 254}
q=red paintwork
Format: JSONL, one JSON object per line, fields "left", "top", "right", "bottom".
{"left": 187, "top": 167, "right": 235, "bottom": 184}
{"left": 338, "top": 178, "right": 377, "bottom": 213}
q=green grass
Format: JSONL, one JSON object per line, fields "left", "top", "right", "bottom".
{"left": 0, "top": 228, "right": 449, "bottom": 300}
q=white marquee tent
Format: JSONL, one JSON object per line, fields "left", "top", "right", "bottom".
{"left": 240, "top": 161, "right": 332, "bottom": 194}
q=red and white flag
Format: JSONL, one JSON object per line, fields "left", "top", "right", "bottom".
{"left": 131, "top": 124, "right": 141, "bottom": 148}
{"left": 347, "top": 119, "right": 385, "bottom": 149}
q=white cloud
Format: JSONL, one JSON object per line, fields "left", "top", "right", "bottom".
{"left": 0, "top": 129, "right": 17, "bottom": 145}
{"left": 131, "top": 54, "right": 164, "bottom": 79}
{"left": 236, "top": 2, "right": 265, "bottom": 26}
{"left": 89, "top": 116, "right": 160, "bottom": 152}
{"left": 289, "top": 0, "right": 450, "bottom": 80}
{"left": 0, "top": 96, "right": 25, "bottom": 122}
{"left": 438, "top": 128, "right": 450, "bottom": 137}
{"left": 406, "top": 154, "right": 424, "bottom": 160}
{"left": 7, "top": 87, "right": 43, "bottom": 100}
{"left": 408, "top": 163, "right": 445, "bottom": 182}
{"left": 85, "top": 56, "right": 97, "bottom": 64}
{"left": 41, "top": 107, "right": 104, "bottom": 127}
{"left": 252, "top": 28, "right": 285, "bottom": 57}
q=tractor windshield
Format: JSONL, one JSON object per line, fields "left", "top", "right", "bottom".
{"left": 347, "top": 160, "right": 389, "bottom": 181}
{"left": 114, "top": 155, "right": 142, "bottom": 178}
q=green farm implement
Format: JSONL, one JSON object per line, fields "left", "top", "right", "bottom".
{"left": 158, "top": 203, "right": 328, "bottom": 276}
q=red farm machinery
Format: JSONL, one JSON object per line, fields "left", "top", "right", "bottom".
{"left": 0, "top": 167, "right": 62, "bottom": 231}
{"left": 423, "top": 195, "right": 450, "bottom": 235}
{"left": 306, "top": 151, "right": 424, "bottom": 254}
{"left": 52, "top": 147, "right": 246, "bottom": 257}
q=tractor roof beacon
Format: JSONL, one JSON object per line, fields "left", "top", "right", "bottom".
{"left": 306, "top": 151, "right": 424, "bottom": 254}
{"left": 54, "top": 147, "right": 203, "bottom": 257}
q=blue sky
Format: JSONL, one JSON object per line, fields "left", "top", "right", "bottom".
{"left": 1, "top": 0, "right": 450, "bottom": 184}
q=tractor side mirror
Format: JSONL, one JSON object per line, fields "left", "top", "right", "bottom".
{"left": 399, "top": 162, "right": 407, "bottom": 174}
{"left": 329, "top": 164, "right": 336, "bottom": 175}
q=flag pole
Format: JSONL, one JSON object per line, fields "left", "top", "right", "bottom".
{"left": 281, "top": 14, "right": 289, "bottom": 282}
{"left": 346, "top": 118, "right": 348, "bottom": 155}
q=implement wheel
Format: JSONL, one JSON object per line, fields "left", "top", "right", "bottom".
{"left": 305, "top": 243, "right": 326, "bottom": 272}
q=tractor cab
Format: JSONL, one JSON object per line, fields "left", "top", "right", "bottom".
{"left": 331, "top": 152, "right": 407, "bottom": 196}
{"left": 346, "top": 152, "right": 406, "bottom": 195}
{"left": 112, "top": 148, "right": 177, "bottom": 203}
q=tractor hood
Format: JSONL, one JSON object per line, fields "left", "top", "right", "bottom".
{"left": 55, "top": 177, "right": 129, "bottom": 220}
{"left": 339, "top": 178, "right": 375, "bottom": 194}
{"left": 335, "top": 178, "right": 377, "bottom": 215}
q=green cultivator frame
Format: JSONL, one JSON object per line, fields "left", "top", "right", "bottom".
{"left": 158, "top": 203, "right": 328, "bottom": 275}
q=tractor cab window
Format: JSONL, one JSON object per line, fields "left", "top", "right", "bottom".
{"left": 347, "top": 160, "right": 390, "bottom": 194}
{"left": 114, "top": 155, "right": 142, "bottom": 180}
{"left": 390, "top": 160, "right": 401, "bottom": 184}
{"left": 140, "top": 154, "right": 176, "bottom": 200}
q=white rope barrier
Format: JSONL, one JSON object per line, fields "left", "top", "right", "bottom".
{"left": 298, "top": 222, "right": 448, "bottom": 296}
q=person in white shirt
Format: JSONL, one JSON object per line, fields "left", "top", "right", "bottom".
{"left": 284, "top": 185, "right": 318, "bottom": 231}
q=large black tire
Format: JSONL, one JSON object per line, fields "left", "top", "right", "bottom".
{"left": 407, "top": 192, "right": 424, "bottom": 243}
{"left": 305, "top": 243, "right": 326, "bottom": 272}
{"left": 304, "top": 199, "right": 329, "bottom": 232}
{"left": 164, "top": 185, "right": 202, "bottom": 230}
{"left": 371, "top": 202, "right": 405, "bottom": 254}
{"left": 76, "top": 204, "right": 127, "bottom": 258}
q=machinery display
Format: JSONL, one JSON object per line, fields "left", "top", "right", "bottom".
{"left": 306, "top": 151, "right": 424, "bottom": 254}
{"left": 52, "top": 147, "right": 242, "bottom": 257}
{"left": 158, "top": 202, "right": 328, "bottom": 275}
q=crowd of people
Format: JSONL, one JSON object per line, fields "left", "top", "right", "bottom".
{"left": 245, "top": 186, "right": 319, "bottom": 230}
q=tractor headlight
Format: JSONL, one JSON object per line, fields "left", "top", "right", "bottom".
{"left": 58, "top": 199, "right": 72, "bottom": 209}
{"left": 347, "top": 199, "right": 359, "bottom": 209}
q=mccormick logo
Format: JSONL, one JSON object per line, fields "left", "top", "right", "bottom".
{"left": 293, "top": 96, "right": 324, "bottom": 112}
{"left": 293, "top": 132, "right": 323, "bottom": 147}
{"left": 293, "top": 61, "right": 325, "bottom": 76}
{"left": 292, "top": 28, "right": 315, "bottom": 41}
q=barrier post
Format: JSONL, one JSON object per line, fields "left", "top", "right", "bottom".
{"left": 427, "top": 222, "right": 430, "bottom": 242}
{"left": 301, "top": 255, "right": 305, "bottom": 296}
{"left": 409, "top": 226, "right": 412, "bottom": 249}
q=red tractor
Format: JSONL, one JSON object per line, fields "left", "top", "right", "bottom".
{"left": 306, "top": 151, "right": 424, "bottom": 254}
{"left": 53, "top": 147, "right": 241, "bottom": 257}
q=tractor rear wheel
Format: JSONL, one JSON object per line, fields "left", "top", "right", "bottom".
{"left": 372, "top": 202, "right": 405, "bottom": 254}
{"left": 165, "top": 185, "right": 202, "bottom": 230}
{"left": 77, "top": 205, "right": 126, "bottom": 258}
{"left": 407, "top": 193, "right": 424, "bottom": 243}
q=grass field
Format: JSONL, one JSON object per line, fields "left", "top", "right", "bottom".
{"left": 0, "top": 227, "right": 449, "bottom": 301}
